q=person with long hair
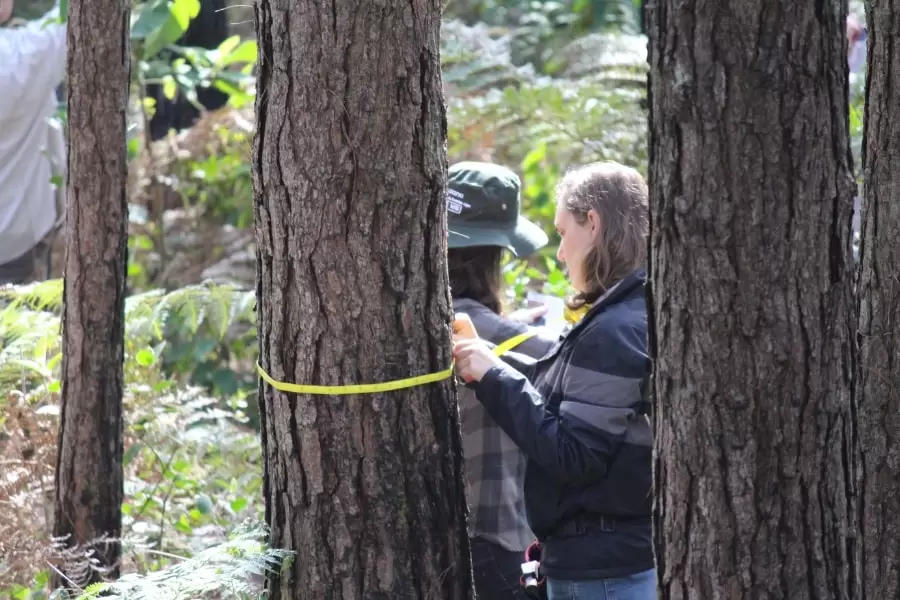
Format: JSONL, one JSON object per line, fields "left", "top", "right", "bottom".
{"left": 446, "top": 161, "right": 556, "bottom": 598}
{"left": 453, "top": 162, "right": 653, "bottom": 600}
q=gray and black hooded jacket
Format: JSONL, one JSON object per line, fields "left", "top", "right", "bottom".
{"left": 472, "top": 268, "right": 652, "bottom": 580}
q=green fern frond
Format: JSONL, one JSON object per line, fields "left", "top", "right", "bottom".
{"left": 75, "top": 522, "right": 291, "bottom": 600}
{"left": 77, "top": 582, "right": 112, "bottom": 598}
{"left": 448, "top": 74, "right": 647, "bottom": 173}
{"left": 0, "top": 280, "right": 256, "bottom": 392}
{"left": 0, "top": 278, "right": 65, "bottom": 312}
{"left": 0, "top": 303, "right": 61, "bottom": 389}
{"left": 441, "top": 19, "right": 647, "bottom": 172}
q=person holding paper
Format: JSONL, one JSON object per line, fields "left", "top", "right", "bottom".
{"left": 446, "top": 161, "right": 558, "bottom": 598}
{"left": 453, "top": 162, "right": 653, "bottom": 600}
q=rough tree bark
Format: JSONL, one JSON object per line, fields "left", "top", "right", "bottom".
{"left": 51, "top": 0, "right": 130, "bottom": 588}
{"left": 647, "top": 1, "right": 858, "bottom": 598}
{"left": 252, "top": 0, "right": 472, "bottom": 598}
{"left": 856, "top": 3, "right": 900, "bottom": 597}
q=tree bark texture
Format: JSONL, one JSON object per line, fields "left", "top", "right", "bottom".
{"left": 856, "top": 3, "right": 900, "bottom": 597}
{"left": 252, "top": 1, "right": 472, "bottom": 598}
{"left": 51, "top": 0, "right": 130, "bottom": 588}
{"left": 647, "top": 1, "right": 858, "bottom": 598}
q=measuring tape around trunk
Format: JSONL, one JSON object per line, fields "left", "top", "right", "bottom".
{"left": 256, "top": 329, "right": 537, "bottom": 396}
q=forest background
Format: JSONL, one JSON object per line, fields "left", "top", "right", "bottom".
{"left": 0, "top": 0, "right": 868, "bottom": 597}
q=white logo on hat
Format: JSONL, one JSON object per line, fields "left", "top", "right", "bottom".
{"left": 447, "top": 189, "right": 471, "bottom": 215}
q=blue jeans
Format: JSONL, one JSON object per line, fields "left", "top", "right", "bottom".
{"left": 547, "top": 568, "right": 656, "bottom": 600}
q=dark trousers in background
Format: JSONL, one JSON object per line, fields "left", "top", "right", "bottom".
{"left": 471, "top": 536, "right": 525, "bottom": 600}
{"left": 0, "top": 241, "right": 48, "bottom": 286}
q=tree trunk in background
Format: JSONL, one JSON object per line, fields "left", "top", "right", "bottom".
{"left": 252, "top": 0, "right": 471, "bottom": 598}
{"left": 856, "top": 3, "right": 900, "bottom": 597}
{"left": 51, "top": 0, "right": 130, "bottom": 588}
{"left": 647, "top": 1, "right": 857, "bottom": 598}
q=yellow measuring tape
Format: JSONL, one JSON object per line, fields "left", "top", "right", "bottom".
{"left": 256, "top": 330, "right": 537, "bottom": 396}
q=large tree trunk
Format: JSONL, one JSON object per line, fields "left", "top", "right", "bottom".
{"left": 51, "top": 0, "right": 130, "bottom": 587}
{"left": 251, "top": 1, "right": 472, "bottom": 598}
{"left": 856, "top": 3, "right": 900, "bottom": 597}
{"left": 647, "top": 1, "right": 858, "bottom": 598}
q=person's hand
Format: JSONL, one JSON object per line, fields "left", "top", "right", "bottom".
{"left": 452, "top": 338, "right": 501, "bottom": 384}
{"left": 507, "top": 304, "right": 549, "bottom": 325}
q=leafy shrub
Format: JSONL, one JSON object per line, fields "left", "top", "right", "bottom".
{"left": 0, "top": 282, "right": 266, "bottom": 595}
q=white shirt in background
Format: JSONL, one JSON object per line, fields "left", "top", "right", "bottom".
{"left": 0, "top": 12, "right": 67, "bottom": 266}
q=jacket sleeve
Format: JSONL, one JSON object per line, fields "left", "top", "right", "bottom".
{"left": 457, "top": 302, "right": 558, "bottom": 377}
{"left": 473, "top": 319, "right": 646, "bottom": 485}
{"left": 493, "top": 349, "right": 536, "bottom": 377}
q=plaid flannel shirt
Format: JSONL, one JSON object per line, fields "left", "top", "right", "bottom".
{"left": 453, "top": 298, "right": 557, "bottom": 552}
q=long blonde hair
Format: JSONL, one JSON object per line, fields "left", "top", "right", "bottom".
{"left": 556, "top": 161, "right": 649, "bottom": 309}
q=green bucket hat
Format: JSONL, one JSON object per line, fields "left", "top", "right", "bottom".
{"left": 446, "top": 161, "right": 549, "bottom": 257}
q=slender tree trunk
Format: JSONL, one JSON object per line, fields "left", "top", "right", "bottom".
{"left": 647, "top": 1, "right": 858, "bottom": 598}
{"left": 252, "top": 0, "right": 472, "bottom": 598}
{"left": 856, "top": 3, "right": 900, "bottom": 597}
{"left": 51, "top": 0, "right": 130, "bottom": 587}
